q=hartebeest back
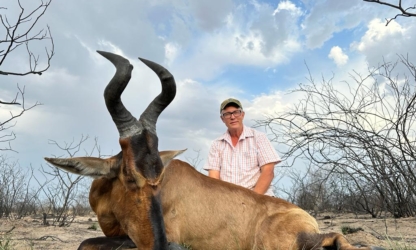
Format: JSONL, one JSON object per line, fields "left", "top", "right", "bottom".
{"left": 45, "top": 52, "right": 384, "bottom": 250}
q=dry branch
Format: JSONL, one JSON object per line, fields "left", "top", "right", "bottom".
{"left": 363, "top": 0, "right": 416, "bottom": 25}
{"left": 0, "top": 0, "right": 54, "bottom": 76}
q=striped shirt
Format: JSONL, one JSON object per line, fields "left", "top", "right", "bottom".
{"left": 204, "top": 126, "right": 281, "bottom": 196}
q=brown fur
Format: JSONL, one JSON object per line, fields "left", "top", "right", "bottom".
{"left": 77, "top": 235, "right": 136, "bottom": 250}
{"left": 90, "top": 163, "right": 163, "bottom": 250}
{"left": 77, "top": 152, "right": 381, "bottom": 250}
{"left": 45, "top": 51, "right": 382, "bottom": 250}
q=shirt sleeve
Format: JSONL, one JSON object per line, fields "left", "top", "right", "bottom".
{"left": 203, "top": 140, "right": 221, "bottom": 171}
{"left": 256, "top": 132, "right": 281, "bottom": 167}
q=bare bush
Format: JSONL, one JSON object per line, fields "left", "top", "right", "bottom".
{"left": 256, "top": 55, "right": 416, "bottom": 218}
{"left": 0, "top": 155, "right": 39, "bottom": 219}
{"left": 40, "top": 135, "right": 99, "bottom": 226}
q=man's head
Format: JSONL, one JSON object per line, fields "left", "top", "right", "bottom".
{"left": 220, "top": 98, "right": 245, "bottom": 131}
{"left": 220, "top": 98, "right": 243, "bottom": 113}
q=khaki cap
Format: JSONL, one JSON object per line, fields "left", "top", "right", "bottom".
{"left": 220, "top": 98, "right": 242, "bottom": 113}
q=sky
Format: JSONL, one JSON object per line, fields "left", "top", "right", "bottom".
{"left": 1, "top": 0, "right": 415, "bottom": 191}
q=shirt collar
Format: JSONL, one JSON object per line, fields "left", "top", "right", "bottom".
{"left": 218, "top": 125, "right": 254, "bottom": 142}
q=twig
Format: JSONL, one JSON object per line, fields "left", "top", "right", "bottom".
{"left": 36, "top": 235, "right": 67, "bottom": 243}
{"left": 0, "top": 226, "right": 15, "bottom": 235}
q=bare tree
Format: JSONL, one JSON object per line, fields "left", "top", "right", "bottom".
{"left": 185, "top": 149, "right": 203, "bottom": 169}
{"left": 363, "top": 0, "right": 416, "bottom": 25}
{"left": 0, "top": 0, "right": 54, "bottom": 76}
{"left": 1, "top": 0, "right": 53, "bottom": 150}
{"left": 41, "top": 135, "right": 99, "bottom": 227}
{"left": 0, "top": 85, "right": 41, "bottom": 151}
{"left": 255, "top": 55, "right": 416, "bottom": 218}
{"left": 0, "top": 156, "right": 41, "bottom": 219}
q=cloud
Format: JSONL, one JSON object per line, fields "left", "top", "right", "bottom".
{"left": 273, "top": 0, "right": 303, "bottom": 16}
{"left": 164, "top": 42, "right": 181, "bottom": 66}
{"left": 2, "top": 0, "right": 416, "bottom": 184}
{"left": 350, "top": 18, "right": 416, "bottom": 65}
{"left": 353, "top": 19, "right": 405, "bottom": 52}
{"left": 188, "top": 0, "right": 234, "bottom": 31}
{"left": 328, "top": 46, "right": 349, "bottom": 66}
{"left": 301, "top": 0, "right": 367, "bottom": 49}
{"left": 170, "top": 1, "right": 304, "bottom": 80}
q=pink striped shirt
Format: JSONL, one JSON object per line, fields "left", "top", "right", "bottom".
{"left": 204, "top": 126, "right": 281, "bottom": 196}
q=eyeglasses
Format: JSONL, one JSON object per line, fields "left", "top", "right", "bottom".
{"left": 221, "top": 109, "right": 243, "bottom": 119}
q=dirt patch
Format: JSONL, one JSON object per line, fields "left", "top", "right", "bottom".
{"left": 1, "top": 213, "right": 415, "bottom": 249}
{"left": 317, "top": 213, "right": 416, "bottom": 249}
{"left": 0, "top": 214, "right": 103, "bottom": 249}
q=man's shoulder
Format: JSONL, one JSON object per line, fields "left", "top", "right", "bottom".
{"left": 244, "top": 126, "right": 266, "bottom": 138}
{"left": 214, "top": 131, "right": 229, "bottom": 142}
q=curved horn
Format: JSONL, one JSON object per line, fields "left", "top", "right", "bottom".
{"left": 138, "top": 58, "right": 176, "bottom": 134}
{"left": 98, "top": 51, "right": 142, "bottom": 138}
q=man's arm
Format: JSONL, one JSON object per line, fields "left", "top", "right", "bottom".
{"left": 253, "top": 163, "right": 275, "bottom": 195}
{"left": 204, "top": 140, "right": 221, "bottom": 178}
{"left": 208, "top": 170, "right": 220, "bottom": 179}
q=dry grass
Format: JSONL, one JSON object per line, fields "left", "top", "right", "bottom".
{"left": 0, "top": 213, "right": 415, "bottom": 249}
{"left": 317, "top": 213, "right": 416, "bottom": 249}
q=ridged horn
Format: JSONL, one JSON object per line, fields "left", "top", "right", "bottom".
{"left": 98, "top": 51, "right": 142, "bottom": 138}
{"left": 138, "top": 58, "right": 176, "bottom": 134}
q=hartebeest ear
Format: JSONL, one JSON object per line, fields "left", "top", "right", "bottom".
{"left": 159, "top": 149, "right": 186, "bottom": 167}
{"left": 44, "top": 154, "right": 121, "bottom": 179}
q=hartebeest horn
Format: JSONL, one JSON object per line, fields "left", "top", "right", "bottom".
{"left": 97, "top": 50, "right": 141, "bottom": 138}
{"left": 138, "top": 58, "right": 176, "bottom": 134}
{"left": 97, "top": 51, "right": 176, "bottom": 138}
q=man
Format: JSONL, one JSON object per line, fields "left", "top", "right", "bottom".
{"left": 203, "top": 98, "right": 281, "bottom": 196}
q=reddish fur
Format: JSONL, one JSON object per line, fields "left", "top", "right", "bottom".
{"left": 87, "top": 136, "right": 166, "bottom": 250}
{"left": 77, "top": 235, "right": 135, "bottom": 250}
{"left": 91, "top": 176, "right": 158, "bottom": 249}
{"left": 45, "top": 51, "right": 380, "bottom": 250}
{"left": 87, "top": 156, "right": 378, "bottom": 250}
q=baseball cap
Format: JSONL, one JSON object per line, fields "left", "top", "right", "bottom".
{"left": 220, "top": 98, "right": 243, "bottom": 113}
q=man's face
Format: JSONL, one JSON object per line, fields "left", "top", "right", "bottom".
{"left": 221, "top": 105, "right": 245, "bottom": 130}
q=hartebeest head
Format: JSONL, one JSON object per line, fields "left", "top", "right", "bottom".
{"left": 45, "top": 51, "right": 176, "bottom": 250}
{"left": 100, "top": 50, "right": 175, "bottom": 190}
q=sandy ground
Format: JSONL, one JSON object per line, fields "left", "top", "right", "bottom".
{"left": 317, "top": 213, "right": 416, "bottom": 249}
{"left": 1, "top": 213, "right": 415, "bottom": 249}
{"left": 0, "top": 214, "right": 103, "bottom": 250}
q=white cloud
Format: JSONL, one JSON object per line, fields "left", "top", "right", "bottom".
{"left": 164, "top": 42, "right": 181, "bottom": 65}
{"left": 350, "top": 18, "right": 415, "bottom": 66}
{"left": 2, "top": 0, "right": 416, "bottom": 184}
{"left": 273, "top": 0, "right": 303, "bottom": 16}
{"left": 328, "top": 46, "right": 349, "bottom": 66}
{"left": 301, "top": 0, "right": 367, "bottom": 49}
{"left": 247, "top": 92, "right": 287, "bottom": 118}
{"left": 171, "top": 1, "right": 303, "bottom": 80}
{"left": 352, "top": 18, "right": 405, "bottom": 52}
{"left": 96, "top": 40, "right": 125, "bottom": 58}
{"left": 188, "top": 0, "right": 234, "bottom": 31}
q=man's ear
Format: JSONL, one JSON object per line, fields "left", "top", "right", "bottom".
{"left": 44, "top": 152, "right": 122, "bottom": 179}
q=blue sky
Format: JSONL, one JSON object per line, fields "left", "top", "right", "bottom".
{"left": 1, "top": 0, "right": 415, "bottom": 191}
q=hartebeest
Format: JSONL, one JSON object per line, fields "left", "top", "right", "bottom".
{"left": 45, "top": 51, "right": 384, "bottom": 250}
